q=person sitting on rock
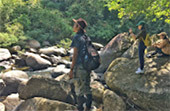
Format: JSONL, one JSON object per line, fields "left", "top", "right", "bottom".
{"left": 69, "top": 18, "right": 92, "bottom": 111}
{"left": 129, "top": 21, "right": 147, "bottom": 74}
{"left": 146, "top": 32, "right": 170, "bottom": 58}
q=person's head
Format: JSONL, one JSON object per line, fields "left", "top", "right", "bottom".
{"left": 157, "top": 32, "right": 168, "bottom": 39}
{"left": 73, "top": 18, "right": 87, "bottom": 33}
{"left": 136, "top": 21, "right": 145, "bottom": 30}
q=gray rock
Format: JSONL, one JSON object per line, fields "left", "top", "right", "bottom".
{"left": 51, "top": 65, "right": 70, "bottom": 78}
{"left": 50, "top": 55, "right": 62, "bottom": 65}
{"left": 104, "top": 57, "right": 170, "bottom": 111}
{"left": 50, "top": 55, "right": 71, "bottom": 67}
{"left": 0, "top": 48, "right": 11, "bottom": 61}
{"left": 14, "top": 97, "right": 77, "bottom": 111}
{"left": 10, "top": 45, "right": 21, "bottom": 54}
{"left": 39, "top": 47, "right": 67, "bottom": 56}
{"left": 122, "top": 40, "right": 139, "bottom": 59}
{"left": 91, "top": 81, "right": 105, "bottom": 103}
{"left": 27, "top": 40, "right": 41, "bottom": 49}
{"left": 12, "top": 46, "right": 21, "bottom": 51}
{"left": 40, "top": 54, "right": 51, "bottom": 62}
{"left": 0, "top": 61, "right": 13, "bottom": 70}
{"left": 2, "top": 94, "right": 23, "bottom": 111}
{"left": 18, "top": 75, "right": 74, "bottom": 104}
{"left": 26, "top": 67, "right": 55, "bottom": 78}
{"left": 103, "top": 89, "right": 126, "bottom": 111}
{"left": 0, "top": 70, "right": 28, "bottom": 96}
{"left": 15, "top": 56, "right": 27, "bottom": 67}
{"left": 95, "top": 33, "right": 132, "bottom": 73}
{"left": 25, "top": 52, "right": 51, "bottom": 70}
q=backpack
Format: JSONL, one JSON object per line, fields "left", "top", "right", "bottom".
{"left": 142, "top": 34, "right": 152, "bottom": 47}
{"left": 82, "top": 35, "right": 100, "bottom": 71}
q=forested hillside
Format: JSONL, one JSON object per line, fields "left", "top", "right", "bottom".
{"left": 0, "top": 0, "right": 169, "bottom": 47}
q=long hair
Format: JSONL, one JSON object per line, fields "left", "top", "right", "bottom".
{"left": 141, "top": 24, "right": 146, "bottom": 30}
{"left": 163, "top": 35, "right": 168, "bottom": 40}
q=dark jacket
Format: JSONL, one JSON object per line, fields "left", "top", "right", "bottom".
{"left": 136, "top": 29, "right": 147, "bottom": 41}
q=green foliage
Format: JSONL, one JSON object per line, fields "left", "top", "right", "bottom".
{"left": 23, "top": 8, "right": 72, "bottom": 43}
{"left": 0, "top": 0, "right": 169, "bottom": 48}
{"left": 51, "top": 0, "right": 121, "bottom": 41}
{"left": 57, "top": 38, "right": 72, "bottom": 49}
{"left": 0, "top": 0, "right": 72, "bottom": 47}
{"left": 0, "top": 33, "right": 18, "bottom": 47}
{"left": 0, "top": 22, "right": 26, "bottom": 47}
{"left": 105, "top": 0, "right": 170, "bottom": 23}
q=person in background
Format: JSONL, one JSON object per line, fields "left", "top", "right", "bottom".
{"left": 129, "top": 21, "right": 147, "bottom": 74}
{"left": 146, "top": 32, "right": 170, "bottom": 58}
{"left": 69, "top": 18, "right": 92, "bottom": 111}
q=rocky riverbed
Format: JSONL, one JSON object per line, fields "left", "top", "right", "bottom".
{"left": 0, "top": 33, "right": 170, "bottom": 111}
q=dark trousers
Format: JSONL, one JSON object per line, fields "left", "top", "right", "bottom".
{"left": 138, "top": 41, "right": 146, "bottom": 70}
{"left": 153, "top": 48, "right": 168, "bottom": 56}
{"left": 72, "top": 64, "right": 92, "bottom": 111}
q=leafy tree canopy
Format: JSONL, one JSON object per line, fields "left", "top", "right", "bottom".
{"left": 0, "top": 0, "right": 169, "bottom": 48}
{"left": 105, "top": 0, "right": 170, "bottom": 23}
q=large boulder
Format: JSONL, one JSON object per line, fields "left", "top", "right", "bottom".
{"left": 95, "top": 33, "right": 132, "bottom": 73}
{"left": 27, "top": 40, "right": 41, "bottom": 49}
{"left": 91, "top": 81, "right": 105, "bottom": 103}
{"left": 39, "top": 47, "right": 67, "bottom": 56}
{"left": 18, "top": 75, "right": 74, "bottom": 104}
{"left": 25, "top": 52, "right": 51, "bottom": 70}
{"left": 2, "top": 94, "right": 23, "bottom": 111}
{"left": 103, "top": 89, "right": 126, "bottom": 111}
{"left": 0, "top": 70, "right": 28, "bottom": 96}
{"left": 0, "top": 48, "right": 11, "bottom": 61}
{"left": 14, "top": 97, "right": 77, "bottom": 111}
{"left": 104, "top": 57, "right": 170, "bottom": 111}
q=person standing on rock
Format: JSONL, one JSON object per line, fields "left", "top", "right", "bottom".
{"left": 129, "top": 21, "right": 147, "bottom": 74}
{"left": 69, "top": 18, "right": 92, "bottom": 111}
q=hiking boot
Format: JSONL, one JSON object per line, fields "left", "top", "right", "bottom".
{"left": 135, "top": 68, "right": 144, "bottom": 74}
{"left": 85, "top": 94, "right": 92, "bottom": 109}
{"left": 77, "top": 96, "right": 86, "bottom": 111}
